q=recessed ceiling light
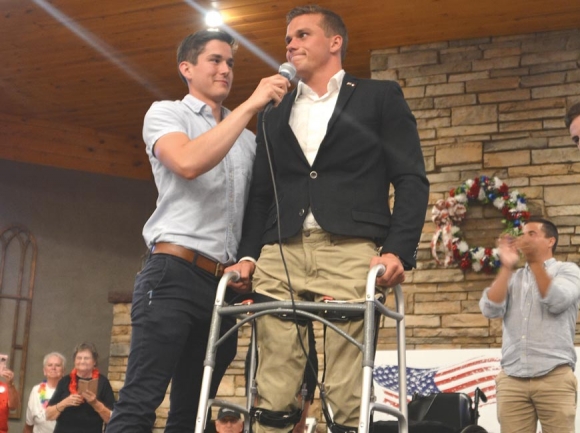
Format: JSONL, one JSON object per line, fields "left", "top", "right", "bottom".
{"left": 205, "top": 10, "right": 223, "bottom": 27}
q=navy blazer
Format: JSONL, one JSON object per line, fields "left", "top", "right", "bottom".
{"left": 238, "top": 74, "right": 429, "bottom": 269}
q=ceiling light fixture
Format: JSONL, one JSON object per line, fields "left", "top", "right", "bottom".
{"left": 205, "top": 10, "right": 223, "bottom": 28}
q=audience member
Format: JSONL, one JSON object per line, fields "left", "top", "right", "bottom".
{"left": 45, "top": 343, "right": 114, "bottom": 433}
{"left": 479, "top": 217, "right": 580, "bottom": 433}
{"left": 24, "top": 352, "right": 66, "bottom": 433}
{"left": 565, "top": 102, "right": 580, "bottom": 149}
{"left": 105, "top": 28, "right": 290, "bottom": 433}
{"left": 226, "top": 4, "right": 428, "bottom": 432}
{"left": 215, "top": 408, "right": 243, "bottom": 433}
{"left": 0, "top": 368, "right": 20, "bottom": 433}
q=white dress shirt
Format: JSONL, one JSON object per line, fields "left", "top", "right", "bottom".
{"left": 289, "top": 69, "right": 345, "bottom": 230}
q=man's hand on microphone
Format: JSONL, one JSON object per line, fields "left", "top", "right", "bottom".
{"left": 245, "top": 74, "right": 291, "bottom": 113}
{"left": 225, "top": 260, "right": 256, "bottom": 293}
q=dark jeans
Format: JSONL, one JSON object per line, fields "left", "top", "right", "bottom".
{"left": 106, "top": 253, "right": 237, "bottom": 433}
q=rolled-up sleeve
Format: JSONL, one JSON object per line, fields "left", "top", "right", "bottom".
{"left": 479, "top": 287, "right": 507, "bottom": 319}
{"left": 540, "top": 263, "right": 580, "bottom": 314}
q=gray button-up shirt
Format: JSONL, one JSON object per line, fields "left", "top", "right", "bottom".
{"left": 142, "top": 94, "right": 256, "bottom": 264}
{"left": 480, "top": 258, "right": 580, "bottom": 377}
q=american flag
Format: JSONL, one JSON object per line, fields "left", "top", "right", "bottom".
{"left": 373, "top": 356, "right": 501, "bottom": 408}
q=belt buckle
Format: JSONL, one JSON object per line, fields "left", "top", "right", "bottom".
{"left": 215, "top": 263, "right": 224, "bottom": 277}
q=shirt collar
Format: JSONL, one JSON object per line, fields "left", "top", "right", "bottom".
{"left": 183, "top": 93, "right": 206, "bottom": 113}
{"left": 183, "top": 94, "right": 229, "bottom": 118}
{"left": 524, "top": 257, "right": 556, "bottom": 270}
{"left": 295, "top": 69, "right": 346, "bottom": 101}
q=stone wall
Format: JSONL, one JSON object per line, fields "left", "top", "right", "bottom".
{"left": 108, "top": 28, "right": 580, "bottom": 431}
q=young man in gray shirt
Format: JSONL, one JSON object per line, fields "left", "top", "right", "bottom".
{"left": 106, "top": 29, "right": 290, "bottom": 433}
{"left": 480, "top": 217, "right": 580, "bottom": 433}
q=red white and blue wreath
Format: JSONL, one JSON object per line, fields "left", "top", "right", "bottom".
{"left": 430, "top": 175, "right": 530, "bottom": 273}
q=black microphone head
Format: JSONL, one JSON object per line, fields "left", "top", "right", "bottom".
{"left": 278, "top": 62, "right": 296, "bottom": 81}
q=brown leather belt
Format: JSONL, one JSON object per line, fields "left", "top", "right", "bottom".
{"left": 151, "top": 242, "right": 224, "bottom": 277}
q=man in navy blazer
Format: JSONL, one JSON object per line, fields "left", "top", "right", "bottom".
{"left": 227, "top": 5, "right": 429, "bottom": 432}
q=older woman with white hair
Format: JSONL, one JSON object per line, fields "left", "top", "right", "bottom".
{"left": 24, "top": 352, "right": 66, "bottom": 433}
{"left": 45, "top": 343, "right": 114, "bottom": 433}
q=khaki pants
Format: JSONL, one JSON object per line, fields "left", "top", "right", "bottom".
{"left": 252, "top": 229, "right": 379, "bottom": 433}
{"left": 496, "top": 365, "right": 577, "bottom": 433}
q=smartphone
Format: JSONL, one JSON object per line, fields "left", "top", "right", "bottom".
{"left": 0, "top": 354, "right": 7, "bottom": 374}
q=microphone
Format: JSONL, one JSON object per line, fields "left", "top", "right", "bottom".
{"left": 264, "top": 62, "right": 297, "bottom": 112}
{"left": 278, "top": 62, "right": 296, "bottom": 81}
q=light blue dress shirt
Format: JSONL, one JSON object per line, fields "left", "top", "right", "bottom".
{"left": 480, "top": 258, "right": 580, "bottom": 377}
{"left": 142, "top": 94, "right": 256, "bottom": 264}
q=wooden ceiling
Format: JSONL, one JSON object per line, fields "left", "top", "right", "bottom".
{"left": 1, "top": 0, "right": 579, "bottom": 180}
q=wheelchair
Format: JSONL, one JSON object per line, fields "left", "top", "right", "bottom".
{"left": 373, "top": 388, "right": 488, "bottom": 433}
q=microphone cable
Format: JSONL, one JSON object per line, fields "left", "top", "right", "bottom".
{"left": 260, "top": 94, "right": 329, "bottom": 423}
{"left": 260, "top": 110, "right": 311, "bottom": 369}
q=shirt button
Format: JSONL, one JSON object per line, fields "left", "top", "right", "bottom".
{"left": 299, "top": 209, "right": 305, "bottom": 216}
{"left": 310, "top": 171, "right": 318, "bottom": 179}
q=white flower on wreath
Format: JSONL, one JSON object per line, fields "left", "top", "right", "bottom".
{"left": 457, "top": 241, "right": 469, "bottom": 253}
{"left": 493, "top": 177, "right": 503, "bottom": 189}
{"left": 516, "top": 201, "right": 527, "bottom": 212}
{"left": 472, "top": 249, "right": 485, "bottom": 261}
{"left": 493, "top": 197, "right": 505, "bottom": 210}
{"left": 478, "top": 187, "right": 486, "bottom": 201}
{"left": 455, "top": 193, "right": 468, "bottom": 204}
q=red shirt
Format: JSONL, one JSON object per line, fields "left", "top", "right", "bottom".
{"left": 0, "top": 384, "right": 8, "bottom": 433}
